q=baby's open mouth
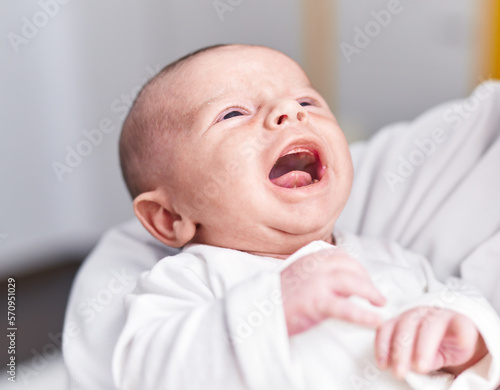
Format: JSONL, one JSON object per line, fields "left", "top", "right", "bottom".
{"left": 269, "top": 147, "right": 324, "bottom": 188}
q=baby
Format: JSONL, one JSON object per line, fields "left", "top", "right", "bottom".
{"left": 113, "top": 44, "right": 500, "bottom": 389}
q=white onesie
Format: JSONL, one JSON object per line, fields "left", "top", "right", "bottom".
{"left": 113, "top": 231, "right": 500, "bottom": 390}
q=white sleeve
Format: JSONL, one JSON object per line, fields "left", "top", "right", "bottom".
{"left": 391, "top": 246, "right": 500, "bottom": 390}
{"left": 112, "top": 254, "right": 299, "bottom": 390}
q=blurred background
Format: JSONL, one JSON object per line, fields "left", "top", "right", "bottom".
{"left": 1, "top": 0, "right": 499, "bottom": 388}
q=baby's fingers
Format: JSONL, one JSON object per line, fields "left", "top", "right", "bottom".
{"left": 375, "top": 318, "right": 396, "bottom": 370}
{"left": 411, "top": 311, "right": 450, "bottom": 373}
{"left": 413, "top": 312, "right": 479, "bottom": 372}
{"left": 321, "top": 297, "right": 382, "bottom": 327}
{"left": 377, "top": 313, "right": 421, "bottom": 378}
{"left": 329, "top": 273, "right": 386, "bottom": 307}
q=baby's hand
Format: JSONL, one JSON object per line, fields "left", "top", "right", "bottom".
{"left": 280, "top": 248, "right": 386, "bottom": 336}
{"left": 375, "top": 307, "right": 488, "bottom": 378}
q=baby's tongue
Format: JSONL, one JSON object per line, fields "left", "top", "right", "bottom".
{"left": 271, "top": 171, "right": 312, "bottom": 188}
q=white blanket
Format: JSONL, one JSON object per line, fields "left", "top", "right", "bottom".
{"left": 62, "top": 81, "right": 500, "bottom": 390}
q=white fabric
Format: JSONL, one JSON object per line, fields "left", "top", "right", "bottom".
{"left": 339, "top": 81, "right": 500, "bottom": 306}
{"left": 63, "top": 81, "right": 500, "bottom": 389}
{"left": 62, "top": 220, "right": 180, "bottom": 389}
{"left": 112, "top": 232, "right": 500, "bottom": 390}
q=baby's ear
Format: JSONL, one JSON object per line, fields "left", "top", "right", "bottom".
{"left": 133, "top": 190, "right": 196, "bottom": 248}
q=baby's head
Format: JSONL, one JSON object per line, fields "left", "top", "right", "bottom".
{"left": 120, "top": 44, "right": 353, "bottom": 257}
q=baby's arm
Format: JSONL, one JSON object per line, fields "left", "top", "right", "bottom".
{"left": 375, "top": 307, "right": 487, "bottom": 378}
{"left": 113, "top": 252, "right": 302, "bottom": 390}
{"left": 280, "top": 247, "right": 386, "bottom": 335}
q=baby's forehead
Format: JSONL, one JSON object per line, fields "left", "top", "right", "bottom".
{"left": 164, "top": 47, "right": 311, "bottom": 104}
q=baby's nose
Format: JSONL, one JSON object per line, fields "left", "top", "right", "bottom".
{"left": 266, "top": 100, "right": 308, "bottom": 129}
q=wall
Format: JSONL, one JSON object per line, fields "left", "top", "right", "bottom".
{"left": 0, "top": 0, "right": 302, "bottom": 275}
{"left": 333, "top": 0, "right": 479, "bottom": 141}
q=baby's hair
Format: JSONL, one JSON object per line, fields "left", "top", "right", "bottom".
{"left": 119, "top": 44, "right": 229, "bottom": 199}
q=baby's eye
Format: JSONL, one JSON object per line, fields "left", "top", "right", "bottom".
{"left": 223, "top": 111, "right": 244, "bottom": 120}
{"left": 297, "top": 97, "right": 318, "bottom": 108}
{"left": 216, "top": 107, "right": 247, "bottom": 123}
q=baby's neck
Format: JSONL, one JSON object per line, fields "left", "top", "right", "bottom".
{"left": 246, "top": 233, "right": 335, "bottom": 260}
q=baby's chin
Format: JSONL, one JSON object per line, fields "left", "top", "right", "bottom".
{"left": 189, "top": 210, "right": 338, "bottom": 258}
{"left": 193, "top": 228, "right": 335, "bottom": 260}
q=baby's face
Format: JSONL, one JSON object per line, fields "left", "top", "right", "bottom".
{"left": 162, "top": 46, "right": 353, "bottom": 256}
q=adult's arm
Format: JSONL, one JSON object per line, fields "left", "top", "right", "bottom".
{"left": 339, "top": 81, "right": 500, "bottom": 311}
